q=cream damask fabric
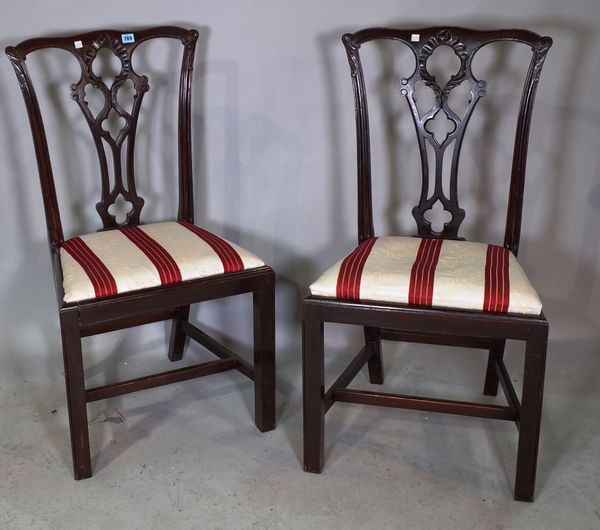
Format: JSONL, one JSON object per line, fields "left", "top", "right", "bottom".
{"left": 310, "top": 236, "right": 543, "bottom": 315}
{"left": 60, "top": 221, "right": 264, "bottom": 303}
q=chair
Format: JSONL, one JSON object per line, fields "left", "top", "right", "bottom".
{"left": 302, "top": 26, "right": 552, "bottom": 501}
{"left": 6, "top": 26, "right": 275, "bottom": 480}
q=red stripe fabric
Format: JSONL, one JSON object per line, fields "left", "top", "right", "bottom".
{"left": 335, "top": 237, "right": 378, "bottom": 300}
{"left": 408, "top": 238, "right": 443, "bottom": 306}
{"left": 62, "top": 237, "right": 118, "bottom": 298}
{"left": 179, "top": 222, "right": 244, "bottom": 273}
{"left": 120, "top": 226, "right": 182, "bottom": 285}
{"left": 483, "top": 244, "right": 510, "bottom": 312}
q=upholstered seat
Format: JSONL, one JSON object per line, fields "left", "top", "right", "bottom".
{"left": 61, "top": 221, "right": 264, "bottom": 303}
{"left": 310, "top": 236, "right": 542, "bottom": 315}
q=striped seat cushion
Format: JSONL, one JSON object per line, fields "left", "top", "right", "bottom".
{"left": 60, "top": 221, "right": 265, "bottom": 303}
{"left": 310, "top": 236, "right": 542, "bottom": 315}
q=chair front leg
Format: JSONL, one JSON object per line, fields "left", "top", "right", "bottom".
{"left": 303, "top": 308, "right": 325, "bottom": 473}
{"left": 168, "top": 305, "right": 190, "bottom": 361}
{"left": 253, "top": 283, "right": 276, "bottom": 432}
{"left": 483, "top": 339, "right": 506, "bottom": 396}
{"left": 365, "top": 326, "right": 384, "bottom": 384}
{"left": 59, "top": 307, "right": 92, "bottom": 480}
{"left": 514, "top": 326, "right": 548, "bottom": 501}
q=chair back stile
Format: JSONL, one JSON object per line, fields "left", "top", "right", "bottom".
{"left": 343, "top": 27, "right": 552, "bottom": 255}
{"left": 5, "top": 26, "right": 199, "bottom": 247}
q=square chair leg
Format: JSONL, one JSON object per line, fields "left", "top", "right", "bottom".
{"left": 253, "top": 285, "right": 276, "bottom": 432}
{"left": 514, "top": 326, "right": 548, "bottom": 501}
{"left": 59, "top": 307, "right": 92, "bottom": 480}
{"left": 168, "top": 305, "right": 190, "bottom": 361}
{"left": 302, "top": 309, "right": 325, "bottom": 473}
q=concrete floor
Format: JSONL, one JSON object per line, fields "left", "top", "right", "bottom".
{"left": 1, "top": 321, "right": 599, "bottom": 530}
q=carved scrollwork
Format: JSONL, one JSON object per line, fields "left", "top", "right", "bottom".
{"left": 532, "top": 36, "right": 552, "bottom": 83}
{"left": 419, "top": 29, "right": 469, "bottom": 101}
{"left": 67, "top": 33, "right": 151, "bottom": 228}
{"left": 182, "top": 29, "right": 199, "bottom": 71}
{"left": 182, "top": 29, "right": 199, "bottom": 48}
{"left": 343, "top": 26, "right": 551, "bottom": 245}
{"left": 5, "top": 46, "right": 28, "bottom": 90}
{"left": 6, "top": 26, "right": 199, "bottom": 243}
{"left": 343, "top": 33, "right": 361, "bottom": 78}
{"left": 406, "top": 29, "right": 481, "bottom": 237}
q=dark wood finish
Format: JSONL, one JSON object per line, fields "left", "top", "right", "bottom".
{"left": 6, "top": 26, "right": 276, "bottom": 479}
{"left": 182, "top": 321, "right": 255, "bottom": 380}
{"left": 86, "top": 358, "right": 239, "bottom": 402}
{"left": 381, "top": 329, "right": 493, "bottom": 349}
{"left": 253, "top": 284, "right": 276, "bottom": 432}
{"left": 514, "top": 327, "right": 548, "bottom": 501}
{"left": 302, "top": 308, "right": 325, "bottom": 473}
{"left": 364, "top": 326, "right": 384, "bottom": 384}
{"left": 483, "top": 340, "right": 506, "bottom": 396}
{"left": 324, "top": 346, "right": 370, "bottom": 411}
{"left": 168, "top": 305, "right": 191, "bottom": 361}
{"left": 303, "top": 26, "right": 551, "bottom": 502}
{"left": 495, "top": 357, "right": 521, "bottom": 420}
{"left": 6, "top": 26, "right": 198, "bottom": 232}
{"left": 60, "top": 307, "right": 91, "bottom": 480}
{"left": 81, "top": 308, "right": 177, "bottom": 337}
{"left": 343, "top": 26, "right": 551, "bottom": 246}
{"left": 334, "top": 389, "right": 517, "bottom": 421}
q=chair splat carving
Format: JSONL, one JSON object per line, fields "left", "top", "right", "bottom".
{"left": 6, "top": 26, "right": 199, "bottom": 238}
{"left": 70, "top": 34, "right": 149, "bottom": 228}
{"left": 407, "top": 29, "right": 484, "bottom": 238}
{"left": 343, "top": 27, "right": 552, "bottom": 243}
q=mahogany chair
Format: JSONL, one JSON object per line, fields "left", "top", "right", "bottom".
{"left": 6, "top": 26, "right": 275, "bottom": 480}
{"left": 303, "top": 27, "right": 551, "bottom": 501}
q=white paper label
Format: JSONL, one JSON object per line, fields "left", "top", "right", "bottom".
{"left": 74, "top": 40, "right": 83, "bottom": 49}
{"left": 411, "top": 34, "right": 420, "bottom": 42}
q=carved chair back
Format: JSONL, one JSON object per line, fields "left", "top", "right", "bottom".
{"left": 6, "top": 26, "right": 198, "bottom": 248}
{"left": 343, "top": 27, "right": 551, "bottom": 255}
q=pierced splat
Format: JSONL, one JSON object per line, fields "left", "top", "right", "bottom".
{"left": 424, "top": 110, "right": 456, "bottom": 146}
{"left": 343, "top": 27, "right": 551, "bottom": 247}
{"left": 70, "top": 34, "right": 149, "bottom": 229}
{"left": 107, "top": 194, "right": 134, "bottom": 225}
{"left": 6, "top": 26, "right": 199, "bottom": 243}
{"left": 402, "top": 29, "right": 486, "bottom": 238}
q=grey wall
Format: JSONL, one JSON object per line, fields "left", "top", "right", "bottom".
{"left": 0, "top": 0, "right": 599, "bottom": 384}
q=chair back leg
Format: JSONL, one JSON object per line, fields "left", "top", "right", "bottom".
{"left": 302, "top": 309, "right": 325, "bottom": 473}
{"left": 365, "top": 326, "right": 384, "bottom": 384}
{"left": 60, "top": 307, "right": 92, "bottom": 480}
{"left": 168, "top": 305, "right": 191, "bottom": 361}
{"left": 483, "top": 340, "right": 506, "bottom": 396}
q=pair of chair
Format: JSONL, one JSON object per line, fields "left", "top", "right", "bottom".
{"left": 7, "top": 25, "right": 551, "bottom": 502}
